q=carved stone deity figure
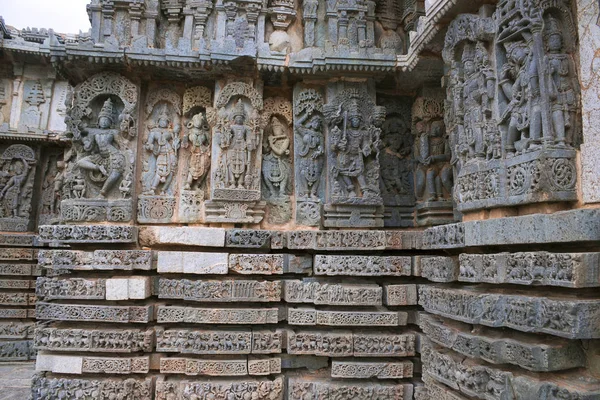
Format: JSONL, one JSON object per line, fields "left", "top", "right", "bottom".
{"left": 462, "top": 42, "right": 496, "bottom": 159}
{"left": 183, "top": 112, "right": 211, "bottom": 191}
{"left": 544, "top": 16, "right": 579, "bottom": 147}
{"left": 218, "top": 99, "right": 258, "bottom": 190}
{"left": 0, "top": 157, "right": 30, "bottom": 218}
{"left": 262, "top": 116, "right": 292, "bottom": 199}
{"left": 295, "top": 112, "right": 324, "bottom": 199}
{"left": 499, "top": 40, "right": 542, "bottom": 155}
{"left": 143, "top": 109, "right": 181, "bottom": 196}
{"left": 75, "top": 99, "right": 126, "bottom": 198}
{"left": 380, "top": 116, "right": 413, "bottom": 195}
{"left": 328, "top": 97, "right": 381, "bottom": 200}
{"left": 415, "top": 119, "right": 453, "bottom": 202}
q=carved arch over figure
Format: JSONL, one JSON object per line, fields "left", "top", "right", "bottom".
{"left": 145, "top": 88, "right": 182, "bottom": 116}
{"left": 215, "top": 82, "right": 263, "bottom": 111}
{"left": 183, "top": 86, "right": 213, "bottom": 115}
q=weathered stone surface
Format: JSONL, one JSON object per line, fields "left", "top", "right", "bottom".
{"left": 0, "top": 309, "right": 33, "bottom": 319}
{"left": 0, "top": 322, "right": 34, "bottom": 339}
{"left": 156, "top": 251, "right": 228, "bottom": 274}
{"left": 419, "top": 313, "right": 585, "bottom": 372}
{"left": 160, "top": 358, "right": 248, "bottom": 376}
{"left": 159, "top": 279, "right": 281, "bottom": 302}
{"left": 106, "top": 277, "right": 152, "bottom": 300}
{"left": 38, "top": 225, "right": 138, "bottom": 244}
{"left": 419, "top": 285, "right": 600, "bottom": 339}
{"left": 155, "top": 377, "right": 284, "bottom": 400}
{"left": 417, "top": 375, "right": 471, "bottom": 400}
{"left": 0, "top": 340, "right": 35, "bottom": 361}
{"left": 416, "top": 256, "right": 459, "bottom": 282}
{"left": 423, "top": 223, "right": 465, "bottom": 249}
{"left": 288, "top": 308, "right": 408, "bottom": 327}
{"left": 226, "top": 230, "right": 274, "bottom": 248}
{"left": 157, "top": 306, "right": 280, "bottom": 324}
{"left": 228, "top": 254, "right": 284, "bottom": 275}
{"left": 287, "top": 230, "right": 387, "bottom": 250}
{"left": 284, "top": 280, "right": 382, "bottom": 305}
{"left": 34, "top": 328, "right": 154, "bottom": 353}
{"left": 36, "top": 277, "right": 105, "bottom": 300}
{"left": 385, "top": 231, "right": 424, "bottom": 250}
{"left": 36, "top": 303, "right": 153, "bottom": 323}
{"left": 422, "top": 341, "right": 600, "bottom": 400}
{"left": 37, "top": 354, "right": 150, "bottom": 374}
{"left": 0, "top": 279, "right": 34, "bottom": 289}
{"left": 288, "top": 378, "right": 413, "bottom": 399}
{"left": 0, "top": 264, "right": 40, "bottom": 276}
{"left": 383, "top": 284, "right": 418, "bottom": 306}
{"left": 38, "top": 250, "right": 153, "bottom": 271}
{"left": 31, "top": 376, "right": 153, "bottom": 399}
{"left": 459, "top": 252, "right": 600, "bottom": 287}
{"left": 0, "top": 292, "right": 35, "bottom": 306}
{"left": 314, "top": 255, "right": 411, "bottom": 276}
{"left": 331, "top": 360, "right": 413, "bottom": 379}
{"left": 139, "top": 226, "right": 225, "bottom": 247}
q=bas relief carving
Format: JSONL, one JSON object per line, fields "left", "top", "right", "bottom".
{"left": 205, "top": 81, "right": 266, "bottom": 223}
{"left": 62, "top": 72, "right": 138, "bottom": 223}
{"left": 138, "top": 87, "right": 182, "bottom": 224}
{"left": 444, "top": 0, "right": 580, "bottom": 212}
{"left": 0, "top": 144, "right": 37, "bottom": 232}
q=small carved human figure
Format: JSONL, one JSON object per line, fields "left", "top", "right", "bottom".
{"left": 330, "top": 102, "right": 377, "bottom": 198}
{"left": 143, "top": 109, "right": 181, "bottom": 196}
{"left": 0, "top": 158, "right": 30, "bottom": 217}
{"left": 415, "top": 120, "right": 453, "bottom": 201}
{"left": 295, "top": 112, "right": 324, "bottom": 199}
{"left": 262, "top": 116, "right": 291, "bottom": 199}
{"left": 75, "top": 98, "right": 126, "bottom": 198}
{"left": 499, "top": 40, "right": 542, "bottom": 154}
{"left": 183, "top": 112, "right": 211, "bottom": 191}
{"left": 218, "top": 99, "right": 257, "bottom": 189}
{"left": 544, "top": 16, "right": 579, "bottom": 147}
{"left": 71, "top": 172, "right": 86, "bottom": 199}
{"left": 380, "top": 117, "right": 413, "bottom": 197}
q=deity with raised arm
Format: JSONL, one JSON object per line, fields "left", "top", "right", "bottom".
{"left": 295, "top": 111, "right": 324, "bottom": 199}
{"left": 75, "top": 98, "right": 126, "bottom": 198}
{"left": 262, "top": 116, "right": 291, "bottom": 199}
{"left": 184, "top": 112, "right": 211, "bottom": 191}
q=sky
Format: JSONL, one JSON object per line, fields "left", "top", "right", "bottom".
{"left": 1, "top": 0, "right": 91, "bottom": 34}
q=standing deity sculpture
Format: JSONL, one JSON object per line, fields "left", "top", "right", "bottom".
{"left": 415, "top": 119, "right": 453, "bottom": 202}
{"left": 328, "top": 99, "right": 381, "bottom": 200}
{"left": 294, "top": 112, "right": 324, "bottom": 200}
{"left": 217, "top": 99, "right": 259, "bottom": 190}
{"left": 544, "top": 16, "right": 579, "bottom": 147}
{"left": 142, "top": 109, "right": 181, "bottom": 196}
{"left": 262, "top": 116, "right": 292, "bottom": 199}
{"left": 0, "top": 157, "right": 30, "bottom": 218}
{"left": 75, "top": 99, "right": 126, "bottom": 198}
{"left": 183, "top": 112, "right": 211, "bottom": 191}
{"left": 380, "top": 116, "right": 413, "bottom": 199}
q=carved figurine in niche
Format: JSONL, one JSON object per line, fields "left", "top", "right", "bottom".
{"left": 295, "top": 112, "right": 324, "bottom": 200}
{"left": 217, "top": 99, "right": 258, "bottom": 190}
{"left": 0, "top": 157, "right": 30, "bottom": 218}
{"left": 262, "top": 116, "right": 292, "bottom": 199}
{"left": 142, "top": 108, "right": 181, "bottom": 196}
{"left": 380, "top": 116, "right": 413, "bottom": 198}
{"left": 462, "top": 43, "right": 496, "bottom": 160}
{"left": 183, "top": 112, "right": 211, "bottom": 191}
{"left": 328, "top": 97, "right": 382, "bottom": 200}
{"left": 415, "top": 120, "right": 452, "bottom": 202}
{"left": 544, "top": 16, "right": 579, "bottom": 147}
{"left": 499, "top": 40, "right": 542, "bottom": 155}
{"left": 75, "top": 98, "right": 126, "bottom": 198}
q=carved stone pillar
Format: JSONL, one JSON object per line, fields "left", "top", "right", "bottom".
{"left": 322, "top": 81, "right": 385, "bottom": 228}
{"left": 302, "top": 0, "right": 318, "bottom": 47}
{"left": 204, "top": 80, "right": 266, "bottom": 224}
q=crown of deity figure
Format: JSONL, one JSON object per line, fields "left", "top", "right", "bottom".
{"left": 544, "top": 15, "right": 562, "bottom": 42}
{"left": 157, "top": 106, "right": 170, "bottom": 123}
{"left": 461, "top": 43, "right": 475, "bottom": 63}
{"left": 98, "top": 98, "right": 114, "bottom": 123}
{"left": 232, "top": 99, "right": 246, "bottom": 119}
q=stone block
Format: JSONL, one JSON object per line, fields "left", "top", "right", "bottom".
{"left": 283, "top": 255, "right": 313, "bottom": 274}
{"left": 36, "top": 302, "right": 153, "bottom": 323}
{"left": 423, "top": 223, "right": 465, "bottom": 249}
{"left": 157, "top": 306, "right": 280, "bottom": 324}
{"left": 287, "top": 230, "right": 387, "bottom": 250}
{"left": 314, "top": 255, "right": 411, "bottom": 276}
{"left": 139, "top": 226, "right": 225, "bottom": 247}
{"left": 284, "top": 280, "right": 382, "bottom": 305}
{"left": 155, "top": 377, "right": 284, "bottom": 400}
{"left": 38, "top": 225, "right": 137, "bottom": 244}
{"left": 279, "top": 354, "right": 329, "bottom": 370}
{"left": 385, "top": 231, "right": 424, "bottom": 250}
{"left": 159, "top": 279, "right": 281, "bottom": 302}
{"left": 228, "top": 254, "right": 284, "bottom": 275}
{"left": 0, "top": 248, "right": 35, "bottom": 261}
{"left": 252, "top": 330, "right": 282, "bottom": 354}
{"left": 226, "top": 230, "right": 274, "bottom": 248}
{"left": 0, "top": 279, "right": 33, "bottom": 289}
{"left": 383, "top": 284, "right": 418, "bottom": 306}
{"left": 83, "top": 356, "right": 149, "bottom": 374}
{"left": 156, "top": 251, "right": 228, "bottom": 274}
{"left": 331, "top": 360, "right": 413, "bottom": 379}
{"left": 35, "top": 328, "right": 154, "bottom": 353}
{"left": 0, "top": 339, "right": 35, "bottom": 360}
{"left": 36, "top": 353, "right": 83, "bottom": 374}
{"left": 287, "top": 378, "right": 413, "bottom": 399}
{"left": 0, "top": 309, "right": 28, "bottom": 319}
{"left": 160, "top": 358, "right": 248, "bottom": 376}
{"left": 416, "top": 256, "right": 459, "bottom": 282}
{"left": 156, "top": 329, "right": 252, "bottom": 354}
{"left": 36, "top": 277, "right": 106, "bottom": 300}
{"left": 419, "top": 313, "right": 585, "bottom": 372}
{"left": 353, "top": 333, "right": 416, "bottom": 357}
{"left": 419, "top": 285, "right": 600, "bottom": 339}
{"left": 128, "top": 276, "right": 151, "bottom": 299}
{"left": 0, "top": 322, "right": 34, "bottom": 339}
{"left": 0, "top": 264, "right": 35, "bottom": 276}
{"left": 288, "top": 308, "right": 408, "bottom": 326}
{"left": 32, "top": 377, "right": 153, "bottom": 399}
{"left": 106, "top": 278, "right": 129, "bottom": 301}
{"left": 286, "top": 330, "right": 353, "bottom": 357}
{"left": 38, "top": 249, "right": 153, "bottom": 271}
{"left": 248, "top": 357, "right": 281, "bottom": 375}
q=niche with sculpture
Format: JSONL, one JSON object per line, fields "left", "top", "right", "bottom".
{"left": 0, "top": 144, "right": 37, "bottom": 232}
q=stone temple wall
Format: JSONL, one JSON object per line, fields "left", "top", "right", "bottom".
{"left": 0, "top": 0, "right": 599, "bottom": 398}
